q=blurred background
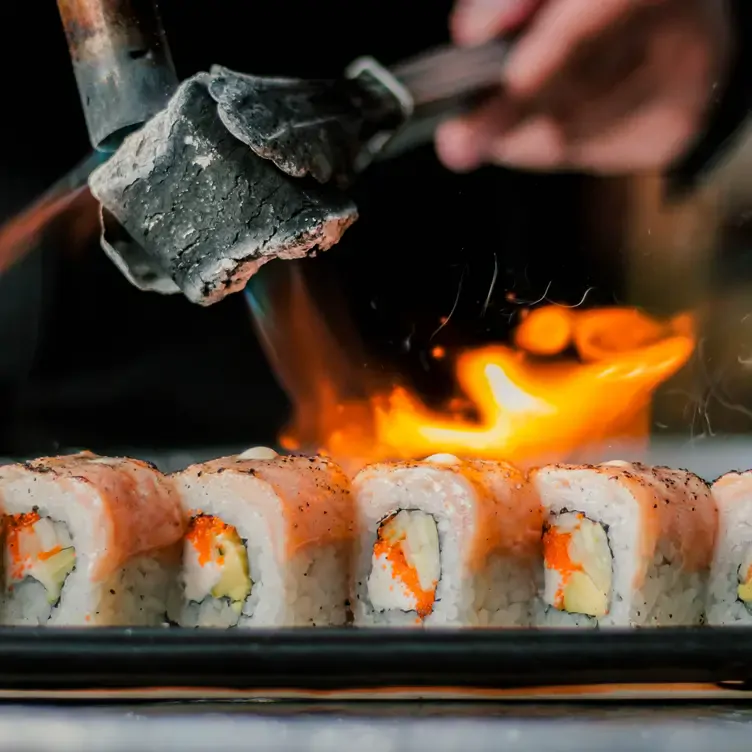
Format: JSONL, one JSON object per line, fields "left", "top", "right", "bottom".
{"left": 0, "top": 0, "right": 750, "bottom": 465}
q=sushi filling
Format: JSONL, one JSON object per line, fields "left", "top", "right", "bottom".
{"left": 542, "top": 511, "right": 612, "bottom": 618}
{"left": 736, "top": 548, "right": 752, "bottom": 607}
{"left": 4, "top": 511, "right": 76, "bottom": 605}
{"left": 367, "top": 510, "right": 440, "bottom": 619}
{"left": 183, "top": 514, "right": 252, "bottom": 617}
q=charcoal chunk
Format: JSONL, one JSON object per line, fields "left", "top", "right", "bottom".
{"left": 208, "top": 66, "right": 370, "bottom": 187}
{"left": 88, "top": 74, "right": 358, "bottom": 306}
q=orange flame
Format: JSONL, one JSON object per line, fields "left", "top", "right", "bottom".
{"left": 360, "top": 308, "right": 693, "bottom": 467}
{"left": 0, "top": 185, "right": 99, "bottom": 274}
{"left": 254, "top": 266, "right": 695, "bottom": 473}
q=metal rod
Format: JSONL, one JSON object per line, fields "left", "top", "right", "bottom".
{"left": 56, "top": 0, "right": 179, "bottom": 152}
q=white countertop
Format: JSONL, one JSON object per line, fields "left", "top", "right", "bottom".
{"left": 0, "top": 703, "right": 751, "bottom": 752}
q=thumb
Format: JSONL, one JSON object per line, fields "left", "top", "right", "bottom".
{"left": 451, "top": 0, "right": 542, "bottom": 46}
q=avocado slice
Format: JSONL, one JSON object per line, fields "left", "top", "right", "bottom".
{"left": 563, "top": 570, "right": 609, "bottom": 617}
{"left": 36, "top": 547, "right": 76, "bottom": 604}
{"left": 738, "top": 578, "right": 752, "bottom": 603}
{"left": 210, "top": 529, "right": 251, "bottom": 608}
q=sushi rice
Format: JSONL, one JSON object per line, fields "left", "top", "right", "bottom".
{"left": 0, "top": 447, "right": 736, "bottom": 633}
{"left": 171, "top": 447, "right": 354, "bottom": 628}
{"left": 0, "top": 453, "right": 184, "bottom": 626}
{"left": 534, "top": 461, "right": 716, "bottom": 628}
{"left": 707, "top": 471, "right": 752, "bottom": 625}
{"left": 353, "top": 454, "right": 542, "bottom": 628}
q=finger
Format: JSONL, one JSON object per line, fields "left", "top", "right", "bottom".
{"left": 483, "top": 115, "right": 570, "bottom": 170}
{"left": 482, "top": 96, "right": 698, "bottom": 173}
{"left": 468, "top": 43, "right": 646, "bottom": 169}
{"left": 559, "top": 15, "right": 716, "bottom": 168}
{"left": 566, "top": 102, "right": 700, "bottom": 171}
{"left": 450, "top": 0, "right": 543, "bottom": 46}
{"left": 438, "top": 52, "right": 637, "bottom": 172}
{"left": 435, "top": 120, "right": 484, "bottom": 171}
{"left": 503, "top": 0, "right": 652, "bottom": 96}
{"left": 551, "top": 60, "right": 654, "bottom": 144}
{"left": 435, "top": 96, "right": 526, "bottom": 171}
{"left": 481, "top": 62, "right": 656, "bottom": 171}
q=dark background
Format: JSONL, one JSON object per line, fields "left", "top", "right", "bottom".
{"left": 0, "top": 0, "right": 629, "bottom": 456}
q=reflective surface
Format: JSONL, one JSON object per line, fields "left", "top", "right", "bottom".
{"left": 0, "top": 702, "right": 751, "bottom": 752}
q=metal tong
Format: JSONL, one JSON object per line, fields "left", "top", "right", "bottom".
{"left": 204, "top": 39, "right": 514, "bottom": 189}
{"left": 347, "top": 39, "right": 514, "bottom": 168}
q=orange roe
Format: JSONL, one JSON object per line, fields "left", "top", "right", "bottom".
{"left": 185, "top": 514, "right": 237, "bottom": 567}
{"left": 542, "top": 524, "right": 583, "bottom": 609}
{"left": 5, "top": 512, "right": 74, "bottom": 582}
{"left": 6, "top": 511, "right": 42, "bottom": 580}
{"left": 373, "top": 519, "right": 437, "bottom": 619}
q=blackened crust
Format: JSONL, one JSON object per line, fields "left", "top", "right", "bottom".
{"left": 89, "top": 75, "right": 359, "bottom": 306}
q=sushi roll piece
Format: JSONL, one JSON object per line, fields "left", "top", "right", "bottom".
{"left": 351, "top": 454, "right": 542, "bottom": 627}
{"left": 707, "top": 471, "right": 752, "bottom": 624}
{"left": 0, "top": 452, "right": 185, "bottom": 626}
{"left": 170, "top": 447, "right": 354, "bottom": 628}
{"left": 534, "top": 461, "right": 717, "bottom": 627}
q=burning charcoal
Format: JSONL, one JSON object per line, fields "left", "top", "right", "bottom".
{"left": 88, "top": 74, "right": 358, "bottom": 306}
{"left": 208, "top": 66, "right": 376, "bottom": 187}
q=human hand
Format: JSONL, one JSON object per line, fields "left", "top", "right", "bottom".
{"left": 436, "top": 0, "right": 733, "bottom": 174}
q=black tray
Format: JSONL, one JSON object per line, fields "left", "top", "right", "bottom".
{"left": 0, "top": 627, "right": 751, "bottom": 693}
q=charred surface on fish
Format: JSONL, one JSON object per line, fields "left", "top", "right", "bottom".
{"left": 207, "top": 67, "right": 402, "bottom": 187}
{"left": 88, "top": 75, "right": 358, "bottom": 306}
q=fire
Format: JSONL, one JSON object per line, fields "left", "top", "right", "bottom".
{"left": 251, "top": 265, "right": 695, "bottom": 472}
{"left": 358, "top": 307, "right": 694, "bottom": 467}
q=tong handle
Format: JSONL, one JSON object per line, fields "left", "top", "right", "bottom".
{"left": 392, "top": 38, "right": 515, "bottom": 109}
{"left": 346, "top": 39, "right": 515, "bottom": 168}
{"left": 376, "top": 96, "right": 486, "bottom": 161}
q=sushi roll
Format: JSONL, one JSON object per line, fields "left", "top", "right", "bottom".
{"left": 351, "top": 454, "right": 542, "bottom": 627}
{"left": 707, "top": 471, "right": 752, "bottom": 624}
{"left": 533, "top": 461, "right": 717, "bottom": 627}
{"left": 170, "top": 448, "right": 354, "bottom": 628}
{"left": 0, "top": 452, "right": 185, "bottom": 626}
